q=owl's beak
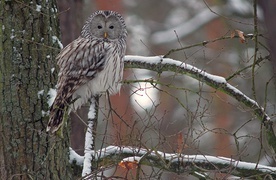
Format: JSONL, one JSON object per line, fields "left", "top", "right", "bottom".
{"left": 104, "top": 32, "right": 108, "bottom": 38}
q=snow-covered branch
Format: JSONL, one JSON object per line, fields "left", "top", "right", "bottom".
{"left": 123, "top": 55, "right": 276, "bottom": 153}
{"left": 70, "top": 145, "right": 276, "bottom": 178}
{"left": 82, "top": 97, "right": 99, "bottom": 177}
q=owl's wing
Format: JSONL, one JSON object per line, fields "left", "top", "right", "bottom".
{"left": 54, "top": 37, "right": 110, "bottom": 99}
{"left": 47, "top": 37, "right": 109, "bottom": 133}
{"left": 57, "top": 37, "right": 108, "bottom": 80}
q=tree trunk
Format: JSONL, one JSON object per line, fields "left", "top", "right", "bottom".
{"left": 259, "top": 1, "right": 276, "bottom": 72}
{"left": 0, "top": 1, "right": 71, "bottom": 179}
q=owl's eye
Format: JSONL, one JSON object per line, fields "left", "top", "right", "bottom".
{"left": 109, "top": 25, "right": 114, "bottom": 29}
{"left": 97, "top": 25, "right": 102, "bottom": 29}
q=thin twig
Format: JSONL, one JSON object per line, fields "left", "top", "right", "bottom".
{"left": 163, "top": 34, "right": 255, "bottom": 58}
{"left": 226, "top": 55, "right": 270, "bottom": 81}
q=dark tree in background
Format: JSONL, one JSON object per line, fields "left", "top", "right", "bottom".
{"left": 259, "top": 0, "right": 276, "bottom": 71}
{"left": 57, "top": 0, "right": 88, "bottom": 156}
{"left": 0, "top": 1, "right": 71, "bottom": 179}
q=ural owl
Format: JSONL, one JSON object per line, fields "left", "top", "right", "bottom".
{"left": 47, "top": 10, "right": 127, "bottom": 133}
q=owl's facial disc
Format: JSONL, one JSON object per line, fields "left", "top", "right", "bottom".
{"left": 90, "top": 14, "right": 123, "bottom": 40}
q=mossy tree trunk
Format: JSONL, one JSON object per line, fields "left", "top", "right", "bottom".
{"left": 0, "top": 1, "right": 72, "bottom": 179}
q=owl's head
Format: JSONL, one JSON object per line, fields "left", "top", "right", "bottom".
{"left": 81, "top": 10, "right": 127, "bottom": 41}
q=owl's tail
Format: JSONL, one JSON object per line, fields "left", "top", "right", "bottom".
{"left": 46, "top": 96, "right": 69, "bottom": 133}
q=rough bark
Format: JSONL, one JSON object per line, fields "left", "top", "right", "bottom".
{"left": 0, "top": 1, "right": 71, "bottom": 179}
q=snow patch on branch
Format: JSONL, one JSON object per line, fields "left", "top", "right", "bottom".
{"left": 47, "top": 88, "right": 56, "bottom": 107}
{"left": 37, "top": 90, "right": 44, "bottom": 99}
{"left": 52, "top": 36, "right": 63, "bottom": 49}
{"left": 82, "top": 100, "right": 96, "bottom": 177}
{"left": 121, "top": 156, "right": 142, "bottom": 163}
{"left": 82, "top": 126, "right": 94, "bottom": 176}
{"left": 36, "top": 5, "right": 42, "bottom": 12}
{"left": 88, "top": 98, "right": 96, "bottom": 120}
{"left": 100, "top": 146, "right": 276, "bottom": 173}
{"left": 69, "top": 147, "right": 84, "bottom": 166}
{"left": 125, "top": 55, "right": 227, "bottom": 83}
{"left": 226, "top": 83, "right": 259, "bottom": 108}
{"left": 70, "top": 145, "right": 276, "bottom": 174}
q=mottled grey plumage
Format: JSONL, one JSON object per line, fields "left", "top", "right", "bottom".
{"left": 47, "top": 10, "right": 127, "bottom": 133}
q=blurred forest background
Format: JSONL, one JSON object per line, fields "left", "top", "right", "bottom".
{"left": 57, "top": 0, "right": 275, "bottom": 179}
